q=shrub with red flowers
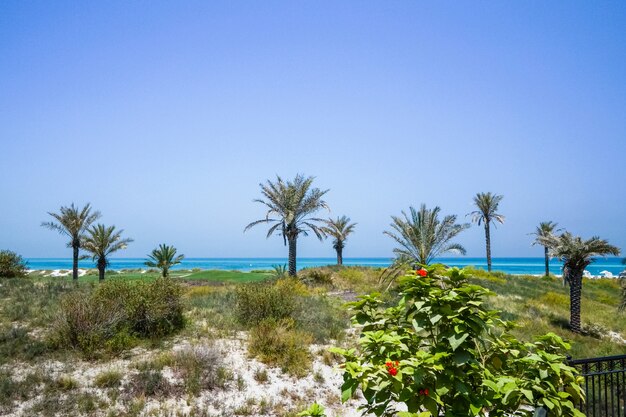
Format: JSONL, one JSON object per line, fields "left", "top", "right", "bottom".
{"left": 332, "top": 265, "right": 585, "bottom": 417}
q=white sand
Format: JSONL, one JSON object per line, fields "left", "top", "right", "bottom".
{"left": 1, "top": 333, "right": 368, "bottom": 417}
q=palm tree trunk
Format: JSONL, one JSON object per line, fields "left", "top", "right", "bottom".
{"left": 72, "top": 242, "right": 79, "bottom": 281}
{"left": 544, "top": 246, "right": 550, "bottom": 277}
{"left": 288, "top": 237, "right": 297, "bottom": 277}
{"left": 336, "top": 246, "right": 343, "bottom": 265}
{"left": 97, "top": 257, "right": 106, "bottom": 282}
{"left": 484, "top": 222, "right": 492, "bottom": 272}
{"left": 569, "top": 268, "right": 584, "bottom": 333}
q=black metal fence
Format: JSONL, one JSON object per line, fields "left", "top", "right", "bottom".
{"left": 569, "top": 354, "right": 626, "bottom": 417}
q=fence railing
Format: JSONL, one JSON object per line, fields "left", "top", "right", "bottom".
{"left": 569, "top": 354, "right": 626, "bottom": 417}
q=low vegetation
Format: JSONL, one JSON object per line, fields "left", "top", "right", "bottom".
{"left": 0, "top": 265, "right": 624, "bottom": 416}
{"left": 54, "top": 277, "right": 185, "bottom": 356}
{"left": 0, "top": 250, "right": 28, "bottom": 278}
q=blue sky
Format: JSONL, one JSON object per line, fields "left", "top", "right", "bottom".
{"left": 1, "top": 1, "right": 625, "bottom": 259}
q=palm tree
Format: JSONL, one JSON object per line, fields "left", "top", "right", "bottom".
{"left": 145, "top": 244, "right": 184, "bottom": 277}
{"left": 530, "top": 221, "right": 562, "bottom": 277}
{"left": 321, "top": 216, "right": 357, "bottom": 265}
{"left": 82, "top": 224, "right": 133, "bottom": 281}
{"left": 384, "top": 204, "right": 470, "bottom": 266}
{"left": 245, "top": 174, "right": 329, "bottom": 276}
{"left": 539, "top": 232, "right": 620, "bottom": 333}
{"left": 42, "top": 203, "right": 101, "bottom": 281}
{"left": 469, "top": 192, "right": 505, "bottom": 272}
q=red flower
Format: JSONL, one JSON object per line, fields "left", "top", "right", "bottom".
{"left": 388, "top": 367, "right": 398, "bottom": 376}
{"left": 385, "top": 361, "right": 393, "bottom": 367}
{"left": 424, "top": 388, "right": 429, "bottom": 396}
{"left": 417, "top": 269, "right": 427, "bottom": 277}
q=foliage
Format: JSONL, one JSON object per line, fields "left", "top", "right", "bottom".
{"left": 271, "top": 264, "right": 288, "bottom": 279}
{"left": 94, "top": 370, "right": 123, "bottom": 388}
{"left": 248, "top": 318, "right": 312, "bottom": 377}
{"left": 55, "top": 278, "right": 185, "bottom": 355}
{"left": 94, "top": 277, "right": 185, "bottom": 337}
{"left": 321, "top": 215, "right": 357, "bottom": 264}
{"left": 41, "top": 203, "right": 101, "bottom": 281}
{"left": 469, "top": 192, "right": 505, "bottom": 227}
{"left": 384, "top": 204, "right": 470, "bottom": 266}
{"left": 245, "top": 174, "right": 330, "bottom": 275}
{"left": 81, "top": 224, "right": 133, "bottom": 279}
{"left": 172, "top": 345, "right": 230, "bottom": 395}
{"left": 298, "top": 403, "right": 327, "bottom": 417}
{"left": 539, "top": 233, "right": 620, "bottom": 273}
{"left": 299, "top": 268, "right": 334, "bottom": 286}
{"left": 145, "top": 244, "right": 185, "bottom": 277}
{"left": 620, "top": 277, "right": 626, "bottom": 312}
{"left": 332, "top": 266, "right": 585, "bottom": 417}
{"left": 538, "top": 232, "right": 620, "bottom": 332}
{"left": 235, "top": 279, "right": 299, "bottom": 326}
{"left": 0, "top": 250, "right": 27, "bottom": 278}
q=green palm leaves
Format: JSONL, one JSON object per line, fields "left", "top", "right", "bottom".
{"left": 245, "top": 174, "right": 329, "bottom": 276}
{"left": 539, "top": 232, "right": 620, "bottom": 332}
{"left": 321, "top": 216, "right": 356, "bottom": 265}
{"left": 82, "top": 224, "right": 133, "bottom": 281}
{"left": 385, "top": 204, "right": 470, "bottom": 266}
{"left": 469, "top": 192, "right": 504, "bottom": 272}
{"left": 530, "top": 221, "right": 562, "bottom": 277}
{"left": 145, "top": 244, "right": 185, "bottom": 277}
{"left": 42, "top": 203, "right": 101, "bottom": 280}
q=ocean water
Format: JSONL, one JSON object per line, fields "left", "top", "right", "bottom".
{"left": 23, "top": 257, "right": 626, "bottom": 276}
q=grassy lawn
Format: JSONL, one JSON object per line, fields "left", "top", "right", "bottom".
{"left": 27, "top": 269, "right": 272, "bottom": 284}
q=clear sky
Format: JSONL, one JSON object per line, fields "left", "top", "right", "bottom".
{"left": 1, "top": 1, "right": 625, "bottom": 259}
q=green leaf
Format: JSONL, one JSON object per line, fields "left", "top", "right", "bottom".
{"left": 448, "top": 332, "right": 469, "bottom": 351}
{"left": 341, "top": 379, "right": 358, "bottom": 403}
{"left": 521, "top": 389, "right": 534, "bottom": 402}
{"left": 430, "top": 314, "right": 443, "bottom": 325}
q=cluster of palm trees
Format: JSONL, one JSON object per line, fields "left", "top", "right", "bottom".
{"left": 245, "top": 176, "right": 508, "bottom": 276}
{"left": 246, "top": 174, "right": 621, "bottom": 334}
{"left": 43, "top": 204, "right": 184, "bottom": 280}
{"left": 42, "top": 204, "right": 132, "bottom": 281}
{"left": 41, "top": 176, "right": 621, "bottom": 334}
{"left": 245, "top": 175, "right": 356, "bottom": 276}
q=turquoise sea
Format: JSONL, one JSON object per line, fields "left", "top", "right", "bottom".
{"left": 23, "top": 257, "right": 626, "bottom": 276}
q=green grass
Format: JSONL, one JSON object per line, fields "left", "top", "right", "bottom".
{"left": 28, "top": 269, "right": 271, "bottom": 284}
{"left": 468, "top": 271, "right": 626, "bottom": 358}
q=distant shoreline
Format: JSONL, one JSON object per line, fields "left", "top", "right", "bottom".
{"left": 22, "top": 257, "right": 625, "bottom": 277}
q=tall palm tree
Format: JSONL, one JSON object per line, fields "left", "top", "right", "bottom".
{"left": 539, "top": 232, "right": 620, "bottom": 333}
{"left": 82, "top": 224, "right": 133, "bottom": 281}
{"left": 321, "top": 216, "right": 357, "bottom": 265}
{"left": 145, "top": 244, "right": 185, "bottom": 277}
{"left": 245, "top": 174, "right": 329, "bottom": 276}
{"left": 530, "top": 221, "right": 562, "bottom": 278}
{"left": 384, "top": 204, "right": 470, "bottom": 266}
{"left": 469, "top": 192, "right": 504, "bottom": 272}
{"left": 42, "top": 203, "right": 101, "bottom": 281}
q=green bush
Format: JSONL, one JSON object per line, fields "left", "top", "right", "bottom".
{"left": 55, "top": 291, "right": 126, "bottom": 356}
{"left": 298, "top": 268, "right": 333, "bottom": 286}
{"left": 56, "top": 278, "right": 185, "bottom": 355}
{"left": 93, "top": 277, "right": 185, "bottom": 337}
{"left": 248, "top": 318, "right": 312, "bottom": 377}
{"left": 235, "top": 280, "right": 298, "bottom": 326}
{"left": 0, "top": 250, "right": 27, "bottom": 278}
{"left": 332, "top": 266, "right": 585, "bottom": 417}
{"left": 293, "top": 295, "right": 348, "bottom": 343}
